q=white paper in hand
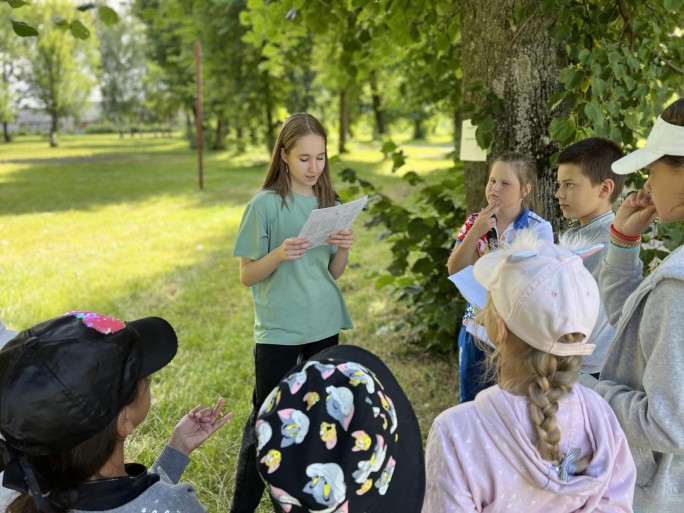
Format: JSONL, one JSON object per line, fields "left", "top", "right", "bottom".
{"left": 448, "top": 265, "right": 487, "bottom": 309}
{"left": 298, "top": 196, "right": 368, "bottom": 248}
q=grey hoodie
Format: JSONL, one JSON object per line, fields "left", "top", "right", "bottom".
{"left": 596, "top": 243, "right": 684, "bottom": 512}
{"left": 72, "top": 445, "right": 206, "bottom": 513}
{"left": 562, "top": 210, "right": 616, "bottom": 374}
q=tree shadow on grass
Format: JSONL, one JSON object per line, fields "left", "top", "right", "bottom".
{"left": 0, "top": 153, "right": 266, "bottom": 216}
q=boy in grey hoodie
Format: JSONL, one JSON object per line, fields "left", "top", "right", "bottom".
{"left": 555, "top": 137, "right": 625, "bottom": 375}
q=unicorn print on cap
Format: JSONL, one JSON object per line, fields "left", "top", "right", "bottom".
{"left": 326, "top": 386, "right": 355, "bottom": 431}
{"left": 320, "top": 421, "right": 338, "bottom": 449}
{"left": 260, "top": 449, "right": 282, "bottom": 474}
{"left": 303, "top": 462, "right": 347, "bottom": 509}
{"left": 336, "top": 362, "right": 377, "bottom": 393}
{"left": 255, "top": 420, "right": 272, "bottom": 451}
{"left": 352, "top": 435, "right": 387, "bottom": 484}
{"left": 278, "top": 409, "right": 310, "bottom": 447}
{"left": 267, "top": 484, "right": 302, "bottom": 513}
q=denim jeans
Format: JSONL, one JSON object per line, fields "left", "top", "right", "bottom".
{"left": 458, "top": 325, "right": 495, "bottom": 403}
{"left": 229, "top": 334, "right": 339, "bottom": 513}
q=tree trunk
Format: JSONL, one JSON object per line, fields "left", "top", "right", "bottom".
{"left": 370, "top": 71, "right": 386, "bottom": 139}
{"left": 461, "top": 0, "right": 567, "bottom": 234}
{"left": 413, "top": 117, "right": 426, "bottom": 140}
{"left": 2, "top": 122, "right": 10, "bottom": 143}
{"left": 49, "top": 114, "right": 59, "bottom": 147}
{"left": 262, "top": 70, "right": 275, "bottom": 153}
{"left": 338, "top": 88, "right": 349, "bottom": 154}
{"left": 212, "top": 117, "right": 226, "bottom": 150}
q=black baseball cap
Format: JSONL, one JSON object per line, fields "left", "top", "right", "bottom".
{"left": 0, "top": 311, "right": 177, "bottom": 455}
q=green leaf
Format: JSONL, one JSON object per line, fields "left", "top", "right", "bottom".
{"left": 610, "top": 126, "right": 623, "bottom": 144}
{"left": 664, "top": 0, "right": 683, "bottom": 11}
{"left": 52, "top": 16, "right": 69, "bottom": 28}
{"left": 391, "top": 151, "right": 406, "bottom": 171}
{"left": 98, "top": 6, "right": 119, "bottom": 25}
{"left": 374, "top": 274, "right": 395, "bottom": 289}
{"left": 591, "top": 77, "right": 609, "bottom": 98}
{"left": 76, "top": 3, "right": 96, "bottom": 12}
{"left": 70, "top": 20, "right": 90, "bottom": 39}
{"left": 577, "top": 48, "right": 591, "bottom": 64}
{"left": 7, "top": 0, "right": 28, "bottom": 7}
{"left": 562, "top": 69, "right": 583, "bottom": 90}
{"left": 584, "top": 101, "right": 605, "bottom": 128}
{"left": 10, "top": 19, "right": 38, "bottom": 37}
{"left": 549, "top": 117, "right": 576, "bottom": 144}
{"left": 550, "top": 24, "right": 571, "bottom": 43}
{"left": 624, "top": 113, "right": 640, "bottom": 131}
{"left": 381, "top": 140, "right": 397, "bottom": 154}
{"left": 623, "top": 74, "right": 636, "bottom": 91}
{"left": 548, "top": 90, "right": 568, "bottom": 111}
{"left": 475, "top": 126, "right": 493, "bottom": 150}
{"left": 402, "top": 171, "right": 424, "bottom": 186}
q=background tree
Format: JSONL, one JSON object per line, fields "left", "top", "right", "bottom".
{"left": 461, "top": 0, "right": 566, "bottom": 231}
{"left": 4, "top": 0, "right": 119, "bottom": 39}
{"left": 0, "top": 17, "right": 23, "bottom": 142}
{"left": 98, "top": 13, "right": 146, "bottom": 137}
{"left": 23, "top": 0, "right": 98, "bottom": 147}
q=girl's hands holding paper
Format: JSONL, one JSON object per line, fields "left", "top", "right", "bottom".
{"left": 326, "top": 229, "right": 354, "bottom": 249}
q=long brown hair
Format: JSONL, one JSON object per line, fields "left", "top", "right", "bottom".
{"left": 262, "top": 113, "right": 337, "bottom": 209}
{"left": 478, "top": 297, "right": 590, "bottom": 473}
{"left": 658, "top": 98, "right": 684, "bottom": 168}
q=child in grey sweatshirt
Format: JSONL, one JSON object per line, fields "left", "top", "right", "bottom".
{"left": 581, "top": 98, "right": 684, "bottom": 513}
{"left": 0, "top": 311, "right": 232, "bottom": 513}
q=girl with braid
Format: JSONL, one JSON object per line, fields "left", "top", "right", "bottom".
{"left": 423, "top": 233, "right": 636, "bottom": 513}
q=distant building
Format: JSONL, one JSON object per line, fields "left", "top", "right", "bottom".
{"left": 8, "top": 101, "right": 103, "bottom": 133}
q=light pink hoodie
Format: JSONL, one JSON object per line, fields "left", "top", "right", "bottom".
{"left": 423, "top": 385, "right": 635, "bottom": 512}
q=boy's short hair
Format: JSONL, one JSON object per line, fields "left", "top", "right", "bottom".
{"left": 557, "top": 137, "right": 625, "bottom": 203}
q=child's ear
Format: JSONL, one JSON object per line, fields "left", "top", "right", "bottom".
{"left": 521, "top": 182, "right": 532, "bottom": 199}
{"left": 280, "top": 147, "right": 288, "bottom": 164}
{"left": 116, "top": 407, "right": 135, "bottom": 438}
{"left": 599, "top": 178, "right": 615, "bottom": 198}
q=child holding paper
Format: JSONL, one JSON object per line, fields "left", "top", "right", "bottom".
{"left": 230, "top": 113, "right": 354, "bottom": 513}
{"left": 447, "top": 154, "right": 553, "bottom": 403}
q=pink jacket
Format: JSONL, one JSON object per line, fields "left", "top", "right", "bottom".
{"left": 423, "top": 385, "right": 635, "bottom": 512}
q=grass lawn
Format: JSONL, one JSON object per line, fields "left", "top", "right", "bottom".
{"left": 0, "top": 133, "right": 459, "bottom": 511}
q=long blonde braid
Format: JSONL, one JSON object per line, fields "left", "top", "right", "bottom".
{"left": 478, "top": 297, "right": 590, "bottom": 472}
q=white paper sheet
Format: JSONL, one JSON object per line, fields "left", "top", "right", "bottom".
{"left": 298, "top": 196, "right": 368, "bottom": 248}
{"left": 448, "top": 265, "right": 487, "bottom": 309}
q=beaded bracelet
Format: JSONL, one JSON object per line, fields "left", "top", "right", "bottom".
{"left": 609, "top": 224, "right": 641, "bottom": 248}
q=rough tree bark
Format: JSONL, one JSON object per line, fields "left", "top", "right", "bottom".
{"left": 461, "top": 0, "right": 568, "bottom": 235}
{"left": 369, "top": 71, "right": 386, "bottom": 139}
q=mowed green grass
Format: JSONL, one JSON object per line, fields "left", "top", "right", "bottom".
{"left": 0, "top": 133, "right": 458, "bottom": 512}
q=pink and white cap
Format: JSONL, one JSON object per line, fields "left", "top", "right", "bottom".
{"left": 473, "top": 232, "right": 600, "bottom": 356}
{"left": 612, "top": 116, "right": 684, "bottom": 174}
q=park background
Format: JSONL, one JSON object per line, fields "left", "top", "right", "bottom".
{"left": 1, "top": 0, "right": 683, "bottom": 511}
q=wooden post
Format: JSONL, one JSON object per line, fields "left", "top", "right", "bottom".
{"left": 194, "top": 41, "right": 204, "bottom": 191}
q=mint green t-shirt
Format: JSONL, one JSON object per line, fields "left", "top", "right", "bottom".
{"left": 233, "top": 190, "right": 353, "bottom": 345}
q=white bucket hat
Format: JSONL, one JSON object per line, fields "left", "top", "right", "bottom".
{"left": 612, "top": 116, "right": 684, "bottom": 174}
